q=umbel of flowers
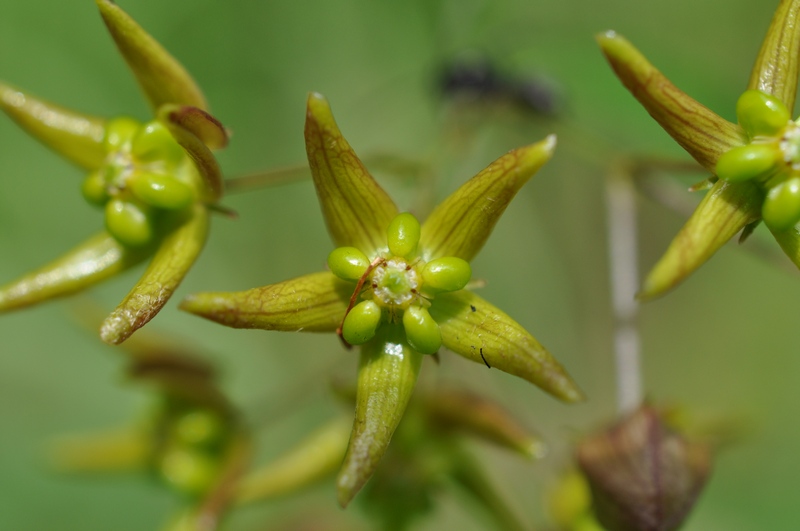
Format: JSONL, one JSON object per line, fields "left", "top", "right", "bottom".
{"left": 0, "top": 0, "right": 228, "bottom": 344}
{"left": 181, "top": 92, "right": 583, "bottom": 506}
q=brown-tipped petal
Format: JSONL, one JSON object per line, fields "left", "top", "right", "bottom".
{"left": 0, "top": 81, "right": 106, "bottom": 169}
{"left": 101, "top": 205, "right": 209, "bottom": 345}
{"left": 49, "top": 428, "right": 148, "bottom": 474}
{"left": 768, "top": 224, "right": 800, "bottom": 270}
{"left": 180, "top": 271, "right": 350, "bottom": 332}
{"left": 423, "top": 389, "right": 546, "bottom": 459}
{"left": 304, "top": 92, "right": 398, "bottom": 255}
{"left": 431, "top": 291, "right": 584, "bottom": 403}
{"left": 420, "top": 136, "right": 556, "bottom": 262}
{"left": 748, "top": 0, "right": 800, "bottom": 110}
{"left": 95, "top": 0, "right": 207, "bottom": 111}
{"left": 236, "top": 417, "right": 351, "bottom": 505}
{"left": 0, "top": 233, "right": 149, "bottom": 312}
{"left": 158, "top": 104, "right": 228, "bottom": 150}
{"left": 640, "top": 180, "right": 762, "bottom": 300}
{"left": 337, "top": 330, "right": 423, "bottom": 507}
{"left": 158, "top": 105, "right": 224, "bottom": 202}
{"left": 597, "top": 31, "right": 745, "bottom": 173}
{"left": 577, "top": 405, "right": 712, "bottom": 531}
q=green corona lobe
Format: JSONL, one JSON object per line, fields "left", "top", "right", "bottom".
{"left": 422, "top": 257, "right": 471, "bottom": 293}
{"left": 173, "top": 410, "right": 226, "bottom": 448}
{"left": 342, "top": 300, "right": 382, "bottom": 345}
{"left": 104, "top": 116, "right": 140, "bottom": 151}
{"left": 81, "top": 170, "right": 109, "bottom": 206}
{"left": 158, "top": 447, "right": 219, "bottom": 497}
{"left": 402, "top": 305, "right": 441, "bottom": 354}
{"left": 762, "top": 177, "right": 800, "bottom": 231}
{"left": 131, "top": 120, "right": 185, "bottom": 164}
{"left": 328, "top": 247, "right": 370, "bottom": 280}
{"left": 105, "top": 199, "right": 154, "bottom": 247}
{"left": 736, "top": 90, "right": 791, "bottom": 138}
{"left": 715, "top": 144, "right": 778, "bottom": 183}
{"left": 130, "top": 172, "right": 194, "bottom": 210}
{"left": 387, "top": 212, "right": 420, "bottom": 258}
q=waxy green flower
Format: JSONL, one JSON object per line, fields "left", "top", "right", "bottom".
{"left": 180, "top": 92, "right": 583, "bottom": 507}
{"left": 0, "top": 0, "right": 228, "bottom": 344}
{"left": 598, "top": 0, "right": 800, "bottom": 299}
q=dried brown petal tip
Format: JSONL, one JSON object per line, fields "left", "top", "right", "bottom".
{"left": 577, "top": 405, "right": 711, "bottom": 531}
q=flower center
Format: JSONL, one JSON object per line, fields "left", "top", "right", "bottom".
{"left": 371, "top": 259, "right": 419, "bottom": 308}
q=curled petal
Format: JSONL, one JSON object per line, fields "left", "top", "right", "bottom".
{"left": 748, "top": 0, "right": 800, "bottom": 110}
{"left": 420, "top": 136, "right": 556, "bottom": 262}
{"left": 236, "top": 417, "right": 350, "bottom": 505}
{"left": 597, "top": 31, "right": 745, "bottom": 173}
{"left": 0, "top": 81, "right": 106, "bottom": 169}
{"left": 337, "top": 328, "right": 423, "bottom": 507}
{"left": 304, "top": 92, "right": 398, "bottom": 255}
{"left": 640, "top": 180, "right": 763, "bottom": 300}
{"left": 180, "top": 271, "right": 350, "bottom": 332}
{"left": 96, "top": 0, "right": 208, "bottom": 111}
{"left": 101, "top": 205, "right": 210, "bottom": 345}
{"left": 158, "top": 105, "right": 224, "bottom": 202}
{"left": 0, "top": 233, "right": 149, "bottom": 312}
{"left": 430, "top": 290, "right": 584, "bottom": 403}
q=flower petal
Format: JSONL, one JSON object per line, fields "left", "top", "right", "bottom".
{"left": 768, "top": 224, "right": 800, "bottom": 269}
{"left": 337, "top": 328, "right": 423, "bottom": 508}
{"left": 0, "top": 233, "right": 149, "bottom": 312}
{"left": 430, "top": 290, "right": 584, "bottom": 403}
{"left": 96, "top": 0, "right": 208, "bottom": 111}
{"left": 597, "top": 31, "right": 745, "bottom": 173}
{"left": 419, "top": 136, "right": 556, "bottom": 262}
{"left": 304, "top": 92, "right": 398, "bottom": 254}
{"left": 0, "top": 81, "right": 106, "bottom": 169}
{"left": 748, "top": 0, "right": 800, "bottom": 110}
{"left": 158, "top": 105, "right": 225, "bottom": 202}
{"left": 101, "top": 204, "right": 209, "bottom": 345}
{"left": 179, "top": 271, "right": 351, "bottom": 332}
{"left": 640, "top": 180, "right": 763, "bottom": 300}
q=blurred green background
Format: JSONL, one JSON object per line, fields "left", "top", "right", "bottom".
{"left": 1, "top": 0, "right": 799, "bottom": 529}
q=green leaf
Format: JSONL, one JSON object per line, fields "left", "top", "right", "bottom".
{"left": 640, "top": 179, "right": 763, "bottom": 300}
{"left": 748, "top": 0, "right": 800, "bottom": 110}
{"left": 96, "top": 0, "right": 208, "bottom": 112}
{"left": 0, "top": 81, "right": 106, "bottom": 169}
{"left": 597, "top": 31, "right": 745, "bottom": 173}
{"left": 430, "top": 290, "right": 584, "bottom": 403}
{"left": 337, "top": 328, "right": 423, "bottom": 507}
{"left": 419, "top": 136, "right": 555, "bottom": 262}
{"left": 101, "top": 204, "right": 209, "bottom": 344}
{"left": 304, "top": 92, "right": 398, "bottom": 255}
{"left": 0, "top": 232, "right": 149, "bottom": 312}
{"left": 179, "top": 271, "right": 351, "bottom": 332}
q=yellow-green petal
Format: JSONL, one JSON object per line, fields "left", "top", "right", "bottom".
{"left": 304, "top": 92, "right": 398, "bottom": 255}
{"left": 0, "top": 81, "right": 106, "bottom": 169}
{"left": 769, "top": 221, "right": 800, "bottom": 269}
{"left": 640, "top": 179, "right": 763, "bottom": 300}
{"left": 420, "top": 136, "right": 555, "bottom": 262}
{"left": 179, "top": 271, "right": 351, "bottom": 332}
{"left": 0, "top": 232, "right": 149, "bottom": 312}
{"left": 101, "top": 205, "right": 209, "bottom": 344}
{"left": 748, "top": 0, "right": 800, "bottom": 110}
{"left": 431, "top": 290, "right": 584, "bottom": 403}
{"left": 597, "top": 31, "right": 745, "bottom": 173}
{"left": 95, "top": 0, "right": 208, "bottom": 111}
{"left": 337, "top": 328, "right": 423, "bottom": 507}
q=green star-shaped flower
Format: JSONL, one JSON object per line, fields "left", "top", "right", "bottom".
{"left": 598, "top": 0, "right": 800, "bottom": 299}
{"left": 0, "top": 0, "right": 228, "bottom": 344}
{"left": 180, "top": 92, "right": 583, "bottom": 506}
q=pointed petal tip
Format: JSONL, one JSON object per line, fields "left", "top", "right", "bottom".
{"left": 596, "top": 29, "right": 619, "bottom": 43}
{"left": 336, "top": 479, "right": 355, "bottom": 508}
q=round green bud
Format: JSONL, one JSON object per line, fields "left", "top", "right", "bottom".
{"left": 387, "top": 212, "right": 421, "bottom": 258}
{"left": 105, "top": 199, "right": 154, "bottom": 247}
{"left": 173, "top": 410, "right": 227, "bottom": 448}
{"left": 328, "top": 246, "right": 370, "bottom": 280}
{"left": 130, "top": 172, "right": 195, "bottom": 210}
{"left": 402, "top": 305, "right": 441, "bottom": 355}
{"left": 762, "top": 177, "right": 800, "bottom": 231}
{"left": 422, "top": 257, "right": 471, "bottom": 294}
{"left": 158, "top": 447, "right": 219, "bottom": 497}
{"left": 715, "top": 143, "right": 778, "bottom": 183}
{"left": 81, "top": 170, "right": 109, "bottom": 207}
{"left": 342, "top": 300, "right": 382, "bottom": 345}
{"left": 104, "top": 116, "right": 141, "bottom": 151}
{"left": 736, "top": 90, "right": 791, "bottom": 138}
{"left": 132, "top": 120, "right": 185, "bottom": 164}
